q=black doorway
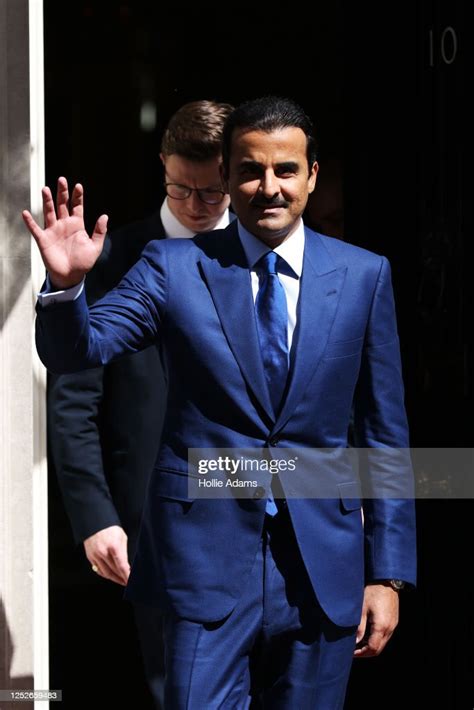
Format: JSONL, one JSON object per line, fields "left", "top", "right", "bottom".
{"left": 44, "top": 2, "right": 473, "bottom": 708}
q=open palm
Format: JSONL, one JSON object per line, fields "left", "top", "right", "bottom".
{"left": 23, "top": 176, "right": 108, "bottom": 289}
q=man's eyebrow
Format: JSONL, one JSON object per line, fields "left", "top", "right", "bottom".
{"left": 239, "top": 159, "right": 262, "bottom": 169}
{"left": 276, "top": 161, "right": 299, "bottom": 171}
{"left": 238, "top": 159, "right": 300, "bottom": 171}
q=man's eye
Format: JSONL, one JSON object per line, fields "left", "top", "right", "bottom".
{"left": 240, "top": 165, "right": 261, "bottom": 176}
{"left": 276, "top": 168, "right": 296, "bottom": 177}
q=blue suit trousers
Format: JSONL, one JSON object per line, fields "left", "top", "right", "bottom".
{"left": 163, "top": 509, "right": 357, "bottom": 709}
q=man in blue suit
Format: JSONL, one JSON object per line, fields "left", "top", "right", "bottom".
{"left": 25, "top": 96, "right": 416, "bottom": 709}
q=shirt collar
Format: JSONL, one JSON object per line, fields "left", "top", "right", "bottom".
{"left": 237, "top": 218, "right": 305, "bottom": 278}
{"left": 160, "top": 198, "right": 231, "bottom": 238}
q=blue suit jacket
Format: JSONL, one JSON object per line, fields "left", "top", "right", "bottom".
{"left": 36, "top": 222, "right": 416, "bottom": 627}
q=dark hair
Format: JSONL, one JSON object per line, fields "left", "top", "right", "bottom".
{"left": 222, "top": 96, "right": 317, "bottom": 177}
{"left": 161, "top": 100, "right": 234, "bottom": 162}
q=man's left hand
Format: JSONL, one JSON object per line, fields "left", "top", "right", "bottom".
{"left": 353, "top": 584, "right": 400, "bottom": 658}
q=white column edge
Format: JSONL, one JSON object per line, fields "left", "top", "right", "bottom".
{"left": 28, "top": 1, "right": 49, "bottom": 707}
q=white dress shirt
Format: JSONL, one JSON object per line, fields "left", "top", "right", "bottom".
{"left": 160, "top": 197, "right": 231, "bottom": 239}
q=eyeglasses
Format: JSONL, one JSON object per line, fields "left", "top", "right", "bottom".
{"left": 165, "top": 182, "right": 226, "bottom": 205}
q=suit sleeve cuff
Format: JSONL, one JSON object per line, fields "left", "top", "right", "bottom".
{"left": 37, "top": 275, "right": 85, "bottom": 306}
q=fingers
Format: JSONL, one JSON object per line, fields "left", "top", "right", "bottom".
{"left": 356, "top": 615, "right": 367, "bottom": 646}
{"left": 91, "top": 551, "right": 129, "bottom": 586}
{"left": 91, "top": 557, "right": 127, "bottom": 586}
{"left": 354, "top": 610, "right": 369, "bottom": 658}
{"left": 353, "top": 613, "right": 397, "bottom": 658}
{"left": 25, "top": 179, "right": 96, "bottom": 246}
{"left": 91, "top": 214, "right": 108, "bottom": 248}
{"left": 56, "top": 177, "right": 70, "bottom": 219}
{"left": 354, "top": 584, "right": 400, "bottom": 658}
{"left": 22, "top": 210, "right": 43, "bottom": 242}
{"left": 353, "top": 625, "right": 394, "bottom": 658}
{"left": 105, "top": 534, "right": 130, "bottom": 584}
{"left": 46, "top": 177, "right": 83, "bottom": 223}
{"left": 42, "top": 186, "right": 57, "bottom": 229}
{"left": 57, "top": 177, "right": 85, "bottom": 220}
{"left": 71, "top": 182, "right": 84, "bottom": 219}
{"left": 110, "top": 551, "right": 131, "bottom": 585}
{"left": 84, "top": 526, "right": 130, "bottom": 586}
{"left": 23, "top": 179, "right": 66, "bottom": 238}
{"left": 26, "top": 178, "right": 82, "bottom": 235}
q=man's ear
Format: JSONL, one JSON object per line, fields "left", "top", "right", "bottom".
{"left": 308, "top": 161, "right": 319, "bottom": 194}
{"left": 160, "top": 153, "right": 166, "bottom": 168}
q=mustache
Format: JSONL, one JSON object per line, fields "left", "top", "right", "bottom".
{"left": 251, "top": 196, "right": 288, "bottom": 209}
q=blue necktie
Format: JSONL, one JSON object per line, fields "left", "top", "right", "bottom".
{"left": 255, "top": 251, "right": 289, "bottom": 515}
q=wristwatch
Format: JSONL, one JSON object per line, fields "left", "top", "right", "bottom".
{"left": 383, "top": 579, "right": 406, "bottom": 591}
{"left": 369, "top": 579, "right": 406, "bottom": 591}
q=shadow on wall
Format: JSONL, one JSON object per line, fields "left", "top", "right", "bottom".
{"left": 0, "top": 596, "right": 34, "bottom": 709}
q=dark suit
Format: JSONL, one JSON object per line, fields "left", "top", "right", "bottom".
{"left": 47, "top": 209, "right": 167, "bottom": 706}
{"left": 39, "top": 222, "right": 416, "bottom": 707}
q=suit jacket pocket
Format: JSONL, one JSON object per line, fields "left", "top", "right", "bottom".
{"left": 338, "top": 481, "right": 362, "bottom": 512}
{"left": 324, "top": 337, "right": 363, "bottom": 359}
{"left": 154, "top": 468, "right": 196, "bottom": 502}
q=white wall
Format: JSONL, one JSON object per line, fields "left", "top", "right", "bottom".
{"left": 0, "top": 0, "right": 48, "bottom": 707}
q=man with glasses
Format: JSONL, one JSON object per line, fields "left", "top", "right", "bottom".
{"left": 47, "top": 99, "right": 234, "bottom": 709}
{"left": 160, "top": 101, "right": 233, "bottom": 236}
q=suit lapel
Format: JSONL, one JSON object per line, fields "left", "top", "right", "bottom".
{"left": 198, "top": 223, "right": 274, "bottom": 422}
{"left": 274, "top": 230, "right": 347, "bottom": 432}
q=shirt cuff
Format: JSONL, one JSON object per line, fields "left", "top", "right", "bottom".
{"left": 37, "top": 275, "right": 85, "bottom": 306}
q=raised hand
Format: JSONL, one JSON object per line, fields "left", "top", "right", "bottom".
{"left": 23, "top": 176, "right": 108, "bottom": 289}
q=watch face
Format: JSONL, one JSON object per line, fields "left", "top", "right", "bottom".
{"left": 390, "top": 579, "right": 405, "bottom": 590}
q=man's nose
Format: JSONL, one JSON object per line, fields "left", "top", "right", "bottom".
{"left": 187, "top": 189, "right": 204, "bottom": 210}
{"left": 260, "top": 170, "right": 280, "bottom": 198}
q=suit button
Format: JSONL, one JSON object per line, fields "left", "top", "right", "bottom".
{"left": 253, "top": 487, "right": 265, "bottom": 500}
{"left": 269, "top": 437, "right": 279, "bottom": 446}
